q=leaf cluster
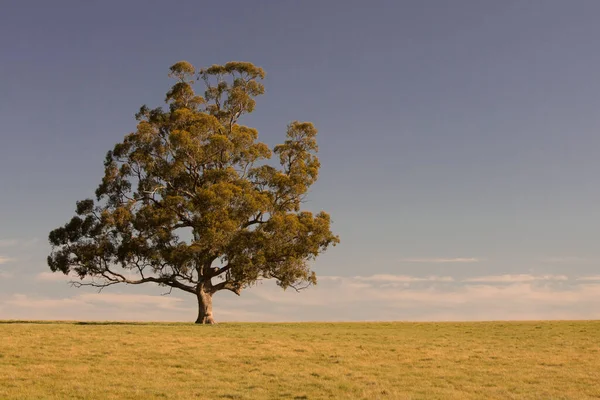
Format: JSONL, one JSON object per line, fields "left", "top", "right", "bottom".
{"left": 48, "top": 61, "right": 339, "bottom": 295}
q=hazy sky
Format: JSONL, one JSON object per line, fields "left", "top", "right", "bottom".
{"left": 2, "top": 0, "right": 600, "bottom": 322}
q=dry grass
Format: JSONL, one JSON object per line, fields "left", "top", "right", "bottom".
{"left": 1, "top": 320, "right": 600, "bottom": 399}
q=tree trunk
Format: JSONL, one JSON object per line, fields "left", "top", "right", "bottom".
{"left": 195, "top": 288, "right": 216, "bottom": 324}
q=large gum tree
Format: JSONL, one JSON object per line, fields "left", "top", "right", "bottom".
{"left": 47, "top": 61, "right": 339, "bottom": 324}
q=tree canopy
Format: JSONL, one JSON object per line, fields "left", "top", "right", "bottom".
{"left": 47, "top": 61, "right": 339, "bottom": 323}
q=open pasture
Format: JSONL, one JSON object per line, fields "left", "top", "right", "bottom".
{"left": 1, "top": 321, "right": 599, "bottom": 399}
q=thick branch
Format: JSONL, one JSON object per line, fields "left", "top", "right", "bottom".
{"left": 242, "top": 213, "right": 266, "bottom": 228}
{"left": 210, "top": 264, "right": 231, "bottom": 278}
{"left": 211, "top": 280, "right": 241, "bottom": 295}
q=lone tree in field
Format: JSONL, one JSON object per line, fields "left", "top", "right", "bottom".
{"left": 47, "top": 61, "right": 339, "bottom": 324}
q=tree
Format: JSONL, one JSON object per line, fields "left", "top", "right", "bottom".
{"left": 47, "top": 61, "right": 339, "bottom": 324}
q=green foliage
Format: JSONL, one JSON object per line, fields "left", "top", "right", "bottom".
{"left": 47, "top": 61, "right": 339, "bottom": 322}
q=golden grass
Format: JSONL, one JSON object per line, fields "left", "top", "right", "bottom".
{"left": 1, "top": 321, "right": 600, "bottom": 399}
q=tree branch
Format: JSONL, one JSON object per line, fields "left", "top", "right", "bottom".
{"left": 70, "top": 269, "right": 197, "bottom": 295}
{"left": 242, "top": 212, "right": 266, "bottom": 228}
{"left": 211, "top": 280, "right": 241, "bottom": 295}
{"left": 270, "top": 273, "right": 313, "bottom": 292}
{"left": 210, "top": 264, "right": 231, "bottom": 278}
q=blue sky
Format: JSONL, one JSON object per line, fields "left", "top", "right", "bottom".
{"left": 2, "top": 0, "right": 600, "bottom": 322}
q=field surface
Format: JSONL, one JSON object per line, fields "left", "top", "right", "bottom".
{"left": 1, "top": 321, "right": 600, "bottom": 399}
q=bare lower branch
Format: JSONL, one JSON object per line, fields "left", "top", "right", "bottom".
{"left": 70, "top": 271, "right": 196, "bottom": 295}
{"left": 70, "top": 279, "right": 120, "bottom": 293}
{"left": 270, "top": 273, "right": 313, "bottom": 292}
{"left": 161, "top": 286, "right": 174, "bottom": 296}
{"left": 285, "top": 281, "right": 312, "bottom": 292}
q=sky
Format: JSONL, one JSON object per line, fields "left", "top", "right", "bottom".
{"left": 2, "top": 0, "right": 600, "bottom": 322}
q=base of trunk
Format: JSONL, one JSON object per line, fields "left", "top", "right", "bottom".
{"left": 195, "top": 315, "right": 216, "bottom": 324}
{"left": 195, "top": 289, "right": 216, "bottom": 324}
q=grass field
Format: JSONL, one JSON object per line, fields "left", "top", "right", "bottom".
{"left": 1, "top": 321, "right": 599, "bottom": 399}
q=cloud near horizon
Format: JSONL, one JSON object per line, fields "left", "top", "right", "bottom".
{"left": 1, "top": 292, "right": 191, "bottom": 322}
{"left": 0, "top": 238, "right": 39, "bottom": 248}
{"left": 3, "top": 273, "right": 600, "bottom": 322}
{"left": 35, "top": 270, "right": 141, "bottom": 282}
{"left": 576, "top": 275, "right": 600, "bottom": 281}
{"left": 399, "top": 257, "right": 480, "bottom": 263}
{"left": 0, "top": 256, "right": 15, "bottom": 265}
{"left": 541, "top": 257, "right": 597, "bottom": 265}
{"left": 462, "top": 274, "right": 569, "bottom": 283}
{"left": 36, "top": 271, "right": 76, "bottom": 282}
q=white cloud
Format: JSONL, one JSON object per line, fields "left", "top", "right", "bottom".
{"left": 0, "top": 238, "right": 39, "bottom": 248}
{"left": 352, "top": 274, "right": 454, "bottom": 282}
{"left": 36, "top": 271, "right": 77, "bottom": 282}
{"left": 576, "top": 276, "right": 600, "bottom": 281}
{"left": 35, "top": 270, "right": 141, "bottom": 282}
{"left": 0, "top": 256, "right": 15, "bottom": 265}
{"left": 463, "top": 274, "right": 568, "bottom": 283}
{"left": 0, "top": 271, "right": 13, "bottom": 279}
{"left": 542, "top": 257, "right": 596, "bottom": 264}
{"left": 399, "top": 257, "right": 479, "bottom": 263}
{"left": 2, "top": 292, "right": 191, "bottom": 321}
{"left": 239, "top": 276, "right": 600, "bottom": 321}
{"left": 5, "top": 273, "right": 600, "bottom": 323}
{"left": 77, "top": 293, "right": 185, "bottom": 310}
{"left": 7, "top": 294, "right": 92, "bottom": 309}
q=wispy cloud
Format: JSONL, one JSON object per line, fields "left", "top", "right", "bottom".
{"left": 352, "top": 274, "right": 454, "bottom": 283}
{"left": 0, "top": 256, "right": 16, "bottom": 265}
{"left": 77, "top": 293, "right": 185, "bottom": 309}
{"left": 0, "top": 271, "right": 13, "bottom": 279}
{"left": 2, "top": 292, "right": 190, "bottom": 321}
{"left": 463, "top": 274, "right": 568, "bottom": 283}
{"left": 7, "top": 294, "right": 91, "bottom": 309}
{"left": 35, "top": 270, "right": 140, "bottom": 282}
{"left": 399, "top": 257, "right": 480, "bottom": 263}
{"left": 243, "top": 275, "right": 600, "bottom": 321}
{"left": 36, "top": 271, "right": 78, "bottom": 282}
{"left": 576, "top": 276, "right": 600, "bottom": 281}
{"left": 541, "top": 257, "right": 596, "bottom": 264}
{"left": 5, "top": 273, "right": 600, "bottom": 322}
{"left": 0, "top": 238, "right": 39, "bottom": 248}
